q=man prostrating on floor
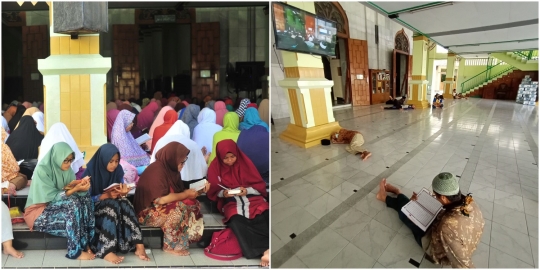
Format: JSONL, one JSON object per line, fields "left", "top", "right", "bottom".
{"left": 376, "top": 172, "right": 484, "bottom": 268}
{"left": 330, "top": 128, "right": 371, "bottom": 160}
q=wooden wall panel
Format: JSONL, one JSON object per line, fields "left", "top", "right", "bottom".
{"left": 22, "top": 25, "right": 49, "bottom": 102}
{"left": 347, "top": 39, "right": 370, "bottom": 106}
{"left": 191, "top": 22, "right": 220, "bottom": 101}
{"left": 113, "top": 25, "right": 140, "bottom": 100}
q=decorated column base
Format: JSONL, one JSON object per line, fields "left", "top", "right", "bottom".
{"left": 278, "top": 78, "right": 342, "bottom": 148}
{"left": 407, "top": 80, "right": 430, "bottom": 109}
{"left": 443, "top": 80, "right": 455, "bottom": 99}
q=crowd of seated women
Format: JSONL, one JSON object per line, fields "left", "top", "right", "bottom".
{"left": 1, "top": 93, "right": 270, "bottom": 266}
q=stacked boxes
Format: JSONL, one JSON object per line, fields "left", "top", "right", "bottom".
{"left": 516, "top": 75, "right": 538, "bottom": 106}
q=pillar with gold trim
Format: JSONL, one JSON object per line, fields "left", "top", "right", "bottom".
{"left": 408, "top": 35, "right": 430, "bottom": 109}
{"left": 277, "top": 2, "right": 341, "bottom": 148}
{"left": 443, "top": 52, "right": 457, "bottom": 99}
{"left": 38, "top": 2, "right": 111, "bottom": 161}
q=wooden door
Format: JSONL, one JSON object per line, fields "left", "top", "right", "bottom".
{"left": 191, "top": 22, "right": 220, "bottom": 101}
{"left": 392, "top": 49, "right": 409, "bottom": 98}
{"left": 347, "top": 39, "right": 370, "bottom": 106}
{"left": 113, "top": 25, "right": 140, "bottom": 100}
{"left": 22, "top": 25, "right": 49, "bottom": 102}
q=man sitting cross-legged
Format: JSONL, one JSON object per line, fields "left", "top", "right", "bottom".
{"left": 330, "top": 128, "right": 371, "bottom": 161}
{"left": 375, "top": 172, "right": 484, "bottom": 268}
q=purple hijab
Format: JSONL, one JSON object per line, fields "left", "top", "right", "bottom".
{"left": 111, "top": 110, "right": 150, "bottom": 167}
{"left": 236, "top": 125, "right": 269, "bottom": 177}
{"left": 107, "top": 109, "right": 120, "bottom": 141}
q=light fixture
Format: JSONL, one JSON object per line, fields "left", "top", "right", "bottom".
{"left": 31, "top": 1, "right": 37, "bottom": 5}
{"left": 407, "top": 2, "right": 454, "bottom": 14}
{"left": 17, "top": 1, "right": 24, "bottom": 6}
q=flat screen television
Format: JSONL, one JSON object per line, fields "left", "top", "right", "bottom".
{"left": 272, "top": 2, "right": 337, "bottom": 57}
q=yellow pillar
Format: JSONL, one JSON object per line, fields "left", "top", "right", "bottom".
{"left": 456, "top": 57, "right": 466, "bottom": 93}
{"left": 38, "top": 2, "right": 111, "bottom": 162}
{"left": 408, "top": 35, "right": 430, "bottom": 109}
{"left": 443, "top": 53, "right": 457, "bottom": 99}
{"left": 277, "top": 2, "right": 341, "bottom": 148}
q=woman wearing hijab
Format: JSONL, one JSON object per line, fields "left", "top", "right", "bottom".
{"left": 111, "top": 110, "right": 150, "bottom": 168}
{"left": 258, "top": 99, "right": 269, "bottom": 126}
{"left": 131, "top": 102, "right": 142, "bottom": 113}
{"left": 106, "top": 102, "right": 117, "bottom": 112}
{"left": 207, "top": 139, "right": 269, "bottom": 266}
{"left": 214, "top": 101, "right": 228, "bottom": 127}
{"left": 146, "top": 106, "right": 174, "bottom": 149}
{"left": 237, "top": 125, "right": 269, "bottom": 184}
{"left": 239, "top": 108, "right": 269, "bottom": 132}
{"left": 208, "top": 112, "right": 241, "bottom": 164}
{"left": 7, "top": 105, "right": 26, "bottom": 131}
{"left": 83, "top": 144, "right": 149, "bottom": 264}
{"left": 193, "top": 108, "right": 222, "bottom": 156}
{"left": 134, "top": 142, "right": 210, "bottom": 256}
{"left": 205, "top": 100, "right": 216, "bottom": 111}
{"left": 107, "top": 109, "right": 120, "bottom": 142}
{"left": 141, "top": 98, "right": 150, "bottom": 109}
{"left": 6, "top": 116, "right": 44, "bottom": 161}
{"left": 247, "top": 103, "right": 258, "bottom": 109}
{"left": 180, "top": 104, "right": 200, "bottom": 139}
{"left": 153, "top": 91, "right": 163, "bottom": 101}
{"left": 32, "top": 111, "right": 44, "bottom": 134}
{"left": 235, "top": 98, "right": 251, "bottom": 119}
{"left": 174, "top": 102, "right": 186, "bottom": 113}
{"left": 39, "top": 103, "right": 45, "bottom": 113}
{"left": 181, "top": 100, "right": 189, "bottom": 107}
{"left": 136, "top": 101, "right": 159, "bottom": 134}
{"left": 151, "top": 110, "right": 178, "bottom": 153}
{"left": 3, "top": 105, "right": 17, "bottom": 122}
{"left": 161, "top": 98, "right": 168, "bottom": 108}
{"left": 24, "top": 142, "right": 95, "bottom": 260}
{"left": 151, "top": 120, "right": 208, "bottom": 185}
{"left": 14, "top": 107, "right": 41, "bottom": 131}
{"left": 115, "top": 99, "right": 123, "bottom": 108}
{"left": 38, "top": 123, "right": 86, "bottom": 178}
{"left": 2, "top": 129, "right": 28, "bottom": 194}
{"left": 21, "top": 101, "right": 32, "bottom": 109}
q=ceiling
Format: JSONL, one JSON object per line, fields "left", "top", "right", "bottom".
{"left": 1, "top": 1, "right": 267, "bottom": 12}
{"left": 367, "top": 2, "right": 539, "bottom": 57}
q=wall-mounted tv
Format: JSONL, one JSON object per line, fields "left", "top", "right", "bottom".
{"left": 272, "top": 2, "right": 337, "bottom": 57}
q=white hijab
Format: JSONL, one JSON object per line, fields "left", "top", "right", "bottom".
{"left": 131, "top": 102, "right": 142, "bottom": 112}
{"left": 151, "top": 120, "right": 207, "bottom": 181}
{"left": 38, "top": 122, "right": 85, "bottom": 172}
{"left": 32, "top": 111, "right": 44, "bottom": 133}
{"left": 192, "top": 108, "right": 222, "bottom": 155}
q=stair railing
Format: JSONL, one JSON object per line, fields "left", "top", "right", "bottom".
{"left": 512, "top": 50, "right": 538, "bottom": 61}
{"left": 460, "top": 62, "right": 514, "bottom": 94}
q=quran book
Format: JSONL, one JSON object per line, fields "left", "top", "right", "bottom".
{"left": 103, "top": 182, "right": 136, "bottom": 192}
{"left": 190, "top": 179, "right": 208, "bottom": 191}
{"left": 135, "top": 133, "right": 151, "bottom": 145}
{"left": 401, "top": 188, "right": 443, "bottom": 231}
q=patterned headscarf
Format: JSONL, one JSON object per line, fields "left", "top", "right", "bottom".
{"left": 236, "top": 98, "right": 250, "bottom": 118}
{"left": 111, "top": 110, "right": 150, "bottom": 167}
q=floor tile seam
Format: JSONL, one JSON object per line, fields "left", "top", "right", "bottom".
{"left": 514, "top": 110, "right": 539, "bottom": 164}
{"left": 270, "top": 100, "right": 482, "bottom": 191}
{"left": 488, "top": 245, "right": 535, "bottom": 268}
{"left": 271, "top": 100, "right": 483, "bottom": 268}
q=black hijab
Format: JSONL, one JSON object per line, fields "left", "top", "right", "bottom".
{"left": 83, "top": 143, "right": 125, "bottom": 197}
{"left": 6, "top": 115, "right": 44, "bottom": 160}
{"left": 8, "top": 105, "right": 27, "bottom": 131}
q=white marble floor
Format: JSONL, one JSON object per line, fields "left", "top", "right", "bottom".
{"left": 271, "top": 99, "right": 538, "bottom": 268}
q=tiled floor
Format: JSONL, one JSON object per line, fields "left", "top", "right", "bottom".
{"left": 271, "top": 99, "right": 538, "bottom": 268}
{"left": 1, "top": 248, "right": 261, "bottom": 268}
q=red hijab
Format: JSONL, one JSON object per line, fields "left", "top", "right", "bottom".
{"left": 151, "top": 110, "right": 178, "bottom": 152}
{"left": 137, "top": 101, "right": 159, "bottom": 131}
{"left": 207, "top": 139, "right": 267, "bottom": 202}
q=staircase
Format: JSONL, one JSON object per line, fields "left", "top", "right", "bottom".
{"left": 460, "top": 61, "right": 516, "bottom": 96}
{"left": 3, "top": 187, "right": 264, "bottom": 268}
{"left": 491, "top": 50, "right": 539, "bottom": 71}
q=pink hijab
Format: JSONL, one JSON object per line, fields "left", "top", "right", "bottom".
{"left": 107, "top": 109, "right": 120, "bottom": 141}
{"left": 146, "top": 106, "right": 174, "bottom": 149}
{"left": 136, "top": 101, "right": 159, "bottom": 131}
{"left": 115, "top": 99, "right": 123, "bottom": 108}
{"left": 182, "top": 101, "right": 189, "bottom": 107}
{"left": 22, "top": 101, "right": 32, "bottom": 109}
{"left": 214, "top": 101, "right": 228, "bottom": 127}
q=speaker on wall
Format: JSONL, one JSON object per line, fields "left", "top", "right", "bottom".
{"left": 375, "top": 25, "right": 379, "bottom": 45}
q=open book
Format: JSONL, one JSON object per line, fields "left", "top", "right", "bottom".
{"left": 104, "top": 182, "right": 136, "bottom": 192}
{"left": 135, "top": 133, "right": 151, "bottom": 145}
{"left": 190, "top": 179, "right": 208, "bottom": 191}
{"left": 401, "top": 188, "right": 443, "bottom": 231}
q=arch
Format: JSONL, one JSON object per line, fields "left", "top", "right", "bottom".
{"left": 314, "top": 2, "right": 349, "bottom": 39}
{"left": 394, "top": 28, "right": 410, "bottom": 54}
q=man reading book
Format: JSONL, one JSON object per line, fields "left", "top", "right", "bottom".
{"left": 376, "top": 172, "right": 484, "bottom": 268}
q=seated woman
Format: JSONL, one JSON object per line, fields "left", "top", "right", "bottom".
{"left": 181, "top": 104, "right": 201, "bottom": 139}
{"left": 208, "top": 112, "right": 240, "bottom": 164}
{"left": 376, "top": 173, "right": 484, "bottom": 268}
{"left": 38, "top": 123, "right": 86, "bottom": 179}
{"left": 193, "top": 108, "right": 222, "bottom": 155}
{"left": 111, "top": 110, "right": 150, "bottom": 168}
{"left": 235, "top": 98, "right": 251, "bottom": 120}
{"left": 24, "top": 142, "right": 95, "bottom": 260}
{"left": 134, "top": 142, "right": 210, "bottom": 256}
{"left": 151, "top": 110, "right": 178, "bottom": 153}
{"left": 14, "top": 107, "right": 41, "bottom": 131}
{"left": 2, "top": 129, "right": 28, "bottom": 194}
{"left": 83, "top": 144, "right": 149, "bottom": 264}
{"left": 7, "top": 105, "right": 26, "bottom": 131}
{"left": 152, "top": 120, "right": 208, "bottom": 186}
{"left": 107, "top": 109, "right": 120, "bottom": 142}
{"left": 207, "top": 139, "right": 269, "bottom": 267}
{"left": 239, "top": 107, "right": 269, "bottom": 132}
{"left": 146, "top": 106, "right": 174, "bottom": 150}
{"left": 2, "top": 200, "right": 24, "bottom": 259}
{"left": 258, "top": 99, "right": 270, "bottom": 127}
{"left": 237, "top": 125, "right": 269, "bottom": 184}
{"left": 6, "top": 115, "right": 44, "bottom": 161}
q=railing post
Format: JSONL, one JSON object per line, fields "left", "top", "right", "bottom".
{"left": 528, "top": 50, "right": 533, "bottom": 60}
